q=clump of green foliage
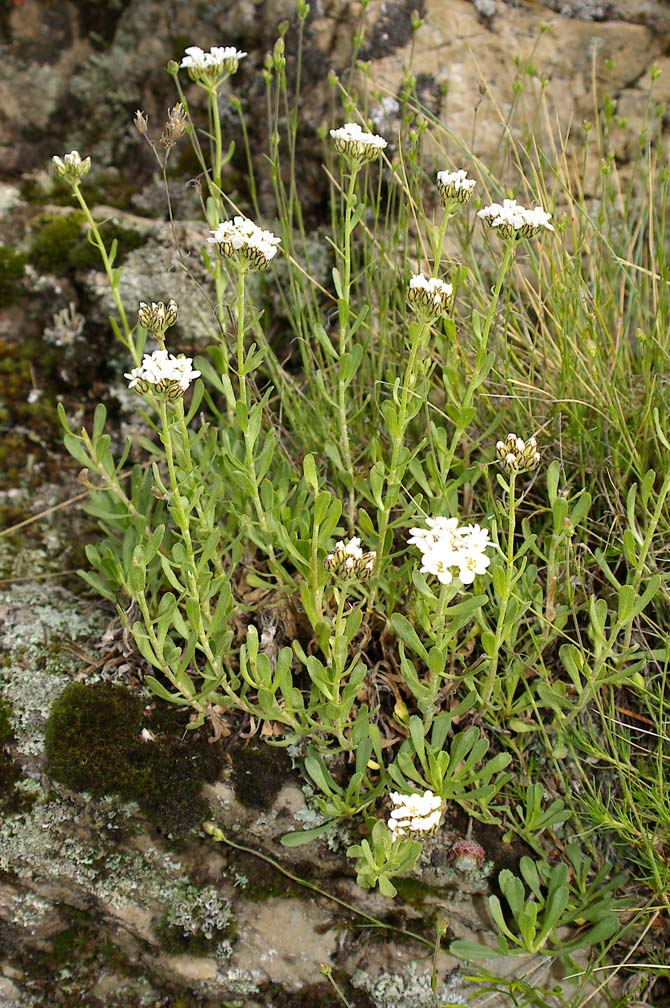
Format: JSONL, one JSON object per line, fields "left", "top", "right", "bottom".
{"left": 44, "top": 683, "right": 224, "bottom": 836}
{"left": 0, "top": 245, "right": 25, "bottom": 306}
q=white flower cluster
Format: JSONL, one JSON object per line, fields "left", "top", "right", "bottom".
{"left": 478, "top": 198, "right": 554, "bottom": 240}
{"left": 180, "top": 45, "right": 247, "bottom": 84}
{"left": 208, "top": 216, "right": 281, "bottom": 271}
{"left": 407, "top": 273, "right": 454, "bottom": 318}
{"left": 496, "top": 432, "right": 541, "bottom": 474}
{"left": 330, "top": 122, "right": 388, "bottom": 163}
{"left": 125, "top": 349, "right": 201, "bottom": 398}
{"left": 324, "top": 537, "right": 376, "bottom": 580}
{"left": 388, "top": 790, "right": 443, "bottom": 839}
{"left": 408, "top": 517, "right": 493, "bottom": 586}
{"left": 52, "top": 150, "right": 91, "bottom": 184}
{"left": 436, "top": 168, "right": 476, "bottom": 205}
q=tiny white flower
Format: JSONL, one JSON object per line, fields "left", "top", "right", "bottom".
{"left": 436, "top": 168, "right": 476, "bottom": 205}
{"left": 125, "top": 349, "right": 201, "bottom": 398}
{"left": 409, "top": 517, "right": 493, "bottom": 588}
{"left": 478, "top": 198, "right": 554, "bottom": 240}
{"left": 330, "top": 122, "right": 387, "bottom": 164}
{"left": 208, "top": 215, "right": 281, "bottom": 271}
{"left": 388, "top": 790, "right": 443, "bottom": 839}
{"left": 407, "top": 273, "right": 454, "bottom": 318}
{"left": 180, "top": 44, "right": 247, "bottom": 85}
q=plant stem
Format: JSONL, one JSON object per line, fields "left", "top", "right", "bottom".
{"left": 71, "top": 183, "right": 137, "bottom": 364}
{"left": 440, "top": 239, "right": 517, "bottom": 478}
{"left": 338, "top": 165, "right": 362, "bottom": 534}
{"left": 482, "top": 472, "right": 517, "bottom": 707}
{"left": 202, "top": 823, "right": 434, "bottom": 949}
{"left": 371, "top": 318, "right": 432, "bottom": 596}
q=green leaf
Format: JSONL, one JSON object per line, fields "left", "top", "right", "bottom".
{"left": 145, "top": 675, "right": 191, "bottom": 705}
{"left": 280, "top": 821, "right": 336, "bottom": 847}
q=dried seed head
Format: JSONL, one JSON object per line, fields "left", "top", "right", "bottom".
{"left": 134, "top": 110, "right": 149, "bottom": 136}
{"left": 161, "top": 103, "right": 187, "bottom": 148}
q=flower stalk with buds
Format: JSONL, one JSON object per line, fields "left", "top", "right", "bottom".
{"left": 478, "top": 435, "right": 543, "bottom": 709}
{"left": 137, "top": 300, "right": 179, "bottom": 342}
{"left": 330, "top": 123, "right": 387, "bottom": 534}
{"left": 52, "top": 152, "right": 137, "bottom": 362}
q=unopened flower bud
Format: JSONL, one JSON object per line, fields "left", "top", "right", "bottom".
{"left": 495, "top": 432, "right": 541, "bottom": 474}
{"left": 137, "top": 299, "right": 178, "bottom": 336}
{"left": 52, "top": 150, "right": 91, "bottom": 185}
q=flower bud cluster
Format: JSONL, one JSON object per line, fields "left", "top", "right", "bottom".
{"left": 388, "top": 790, "right": 443, "bottom": 839}
{"left": 208, "top": 216, "right": 281, "bottom": 271}
{"left": 329, "top": 122, "right": 387, "bottom": 164}
{"left": 408, "top": 516, "right": 493, "bottom": 586}
{"left": 478, "top": 198, "right": 554, "bottom": 240}
{"left": 52, "top": 150, "right": 91, "bottom": 185}
{"left": 125, "top": 349, "right": 201, "bottom": 398}
{"left": 496, "top": 433, "right": 541, "bottom": 474}
{"left": 137, "top": 300, "right": 178, "bottom": 337}
{"left": 407, "top": 273, "right": 454, "bottom": 318}
{"left": 180, "top": 45, "right": 247, "bottom": 87}
{"left": 324, "top": 537, "right": 376, "bottom": 581}
{"left": 436, "top": 168, "right": 476, "bottom": 205}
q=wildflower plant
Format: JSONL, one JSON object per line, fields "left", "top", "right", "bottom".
{"left": 50, "top": 13, "right": 670, "bottom": 992}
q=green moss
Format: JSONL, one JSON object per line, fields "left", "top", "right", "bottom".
{"left": 27, "top": 211, "right": 148, "bottom": 275}
{"left": 0, "top": 246, "right": 26, "bottom": 306}
{"left": 44, "top": 683, "right": 225, "bottom": 837}
{"left": 0, "top": 698, "right": 23, "bottom": 814}
{"left": 231, "top": 743, "right": 290, "bottom": 810}
{"left": 0, "top": 697, "right": 11, "bottom": 741}
{"left": 391, "top": 875, "right": 433, "bottom": 906}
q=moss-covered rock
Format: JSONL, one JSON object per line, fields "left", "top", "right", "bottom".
{"left": 44, "top": 682, "right": 225, "bottom": 837}
{"left": 27, "top": 211, "right": 148, "bottom": 275}
{"left": 230, "top": 743, "right": 290, "bottom": 811}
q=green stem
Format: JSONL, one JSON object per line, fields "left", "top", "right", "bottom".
{"left": 372, "top": 318, "right": 432, "bottom": 590}
{"left": 235, "top": 264, "right": 248, "bottom": 407}
{"left": 440, "top": 240, "right": 517, "bottom": 479}
{"left": 207, "top": 86, "right": 224, "bottom": 203}
{"left": 159, "top": 399, "right": 210, "bottom": 619}
{"left": 431, "top": 205, "right": 455, "bottom": 274}
{"left": 482, "top": 473, "right": 517, "bottom": 708}
{"left": 338, "top": 165, "right": 362, "bottom": 534}
{"left": 71, "top": 183, "right": 137, "bottom": 364}
{"left": 202, "top": 824, "right": 434, "bottom": 950}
